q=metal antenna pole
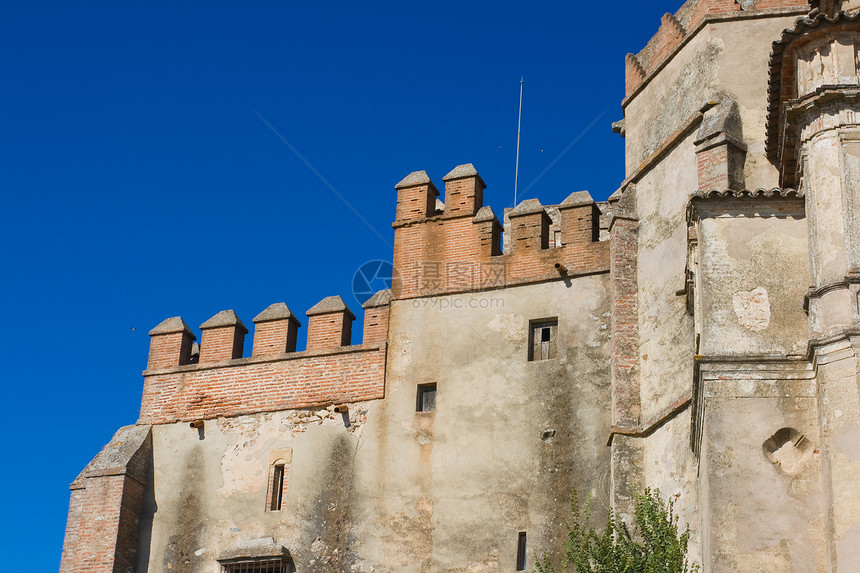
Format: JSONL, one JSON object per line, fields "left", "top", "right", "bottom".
{"left": 514, "top": 76, "right": 524, "bottom": 207}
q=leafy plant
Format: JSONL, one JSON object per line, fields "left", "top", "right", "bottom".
{"left": 533, "top": 488, "right": 698, "bottom": 573}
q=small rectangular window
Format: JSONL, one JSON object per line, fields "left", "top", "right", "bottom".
{"left": 516, "top": 531, "right": 527, "bottom": 571}
{"left": 529, "top": 319, "right": 558, "bottom": 361}
{"left": 417, "top": 383, "right": 437, "bottom": 412}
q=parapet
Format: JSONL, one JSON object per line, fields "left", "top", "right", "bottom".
{"left": 625, "top": 0, "right": 809, "bottom": 100}
{"left": 392, "top": 165, "right": 609, "bottom": 299}
{"left": 140, "top": 292, "right": 390, "bottom": 424}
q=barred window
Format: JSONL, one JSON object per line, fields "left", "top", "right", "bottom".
{"left": 222, "top": 558, "right": 290, "bottom": 573}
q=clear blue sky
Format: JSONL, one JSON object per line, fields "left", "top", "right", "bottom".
{"left": 0, "top": 1, "right": 681, "bottom": 566}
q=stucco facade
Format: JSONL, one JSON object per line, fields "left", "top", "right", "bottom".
{"left": 62, "top": 1, "right": 860, "bottom": 571}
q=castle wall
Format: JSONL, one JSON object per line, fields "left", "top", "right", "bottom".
{"left": 697, "top": 361, "right": 826, "bottom": 572}
{"left": 687, "top": 194, "right": 822, "bottom": 570}
{"left": 625, "top": 30, "right": 718, "bottom": 175}
{"left": 694, "top": 198, "right": 809, "bottom": 357}
{"left": 139, "top": 279, "right": 612, "bottom": 572}
{"left": 624, "top": 14, "right": 802, "bottom": 185}
{"left": 615, "top": 9, "right": 811, "bottom": 565}
{"left": 616, "top": 130, "right": 703, "bottom": 556}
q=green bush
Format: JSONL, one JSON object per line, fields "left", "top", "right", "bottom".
{"left": 533, "top": 488, "right": 699, "bottom": 573}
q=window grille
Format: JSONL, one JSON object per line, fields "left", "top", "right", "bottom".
{"left": 222, "top": 558, "right": 289, "bottom": 573}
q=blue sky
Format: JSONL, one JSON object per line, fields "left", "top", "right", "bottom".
{"left": 0, "top": 1, "right": 681, "bottom": 566}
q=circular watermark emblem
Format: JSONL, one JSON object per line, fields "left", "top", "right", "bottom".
{"left": 352, "top": 260, "right": 396, "bottom": 306}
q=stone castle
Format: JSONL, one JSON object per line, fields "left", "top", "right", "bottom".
{"left": 60, "top": 1, "right": 860, "bottom": 571}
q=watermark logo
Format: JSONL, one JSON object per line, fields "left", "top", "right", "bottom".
{"left": 352, "top": 260, "right": 396, "bottom": 306}
{"left": 411, "top": 296, "right": 505, "bottom": 311}
{"left": 414, "top": 261, "right": 507, "bottom": 291}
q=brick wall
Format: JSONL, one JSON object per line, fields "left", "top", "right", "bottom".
{"left": 625, "top": 54, "right": 647, "bottom": 95}
{"left": 610, "top": 216, "right": 641, "bottom": 430}
{"left": 147, "top": 329, "right": 194, "bottom": 370}
{"left": 142, "top": 296, "right": 388, "bottom": 424}
{"left": 61, "top": 426, "right": 151, "bottom": 573}
{"left": 363, "top": 305, "right": 390, "bottom": 346}
{"left": 697, "top": 145, "right": 730, "bottom": 191}
{"left": 140, "top": 346, "right": 386, "bottom": 424}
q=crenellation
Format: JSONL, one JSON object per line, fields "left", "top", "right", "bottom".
{"left": 147, "top": 316, "right": 195, "bottom": 371}
{"left": 139, "top": 292, "right": 390, "bottom": 423}
{"left": 394, "top": 170, "right": 438, "bottom": 223}
{"left": 559, "top": 191, "right": 599, "bottom": 245}
{"left": 473, "top": 205, "right": 503, "bottom": 256}
{"left": 392, "top": 166, "right": 609, "bottom": 299}
{"left": 361, "top": 290, "right": 391, "bottom": 346}
{"left": 252, "top": 302, "right": 301, "bottom": 357}
{"left": 306, "top": 295, "right": 355, "bottom": 350}
{"left": 199, "top": 309, "right": 248, "bottom": 363}
{"left": 441, "top": 163, "right": 485, "bottom": 218}
{"left": 508, "top": 198, "right": 550, "bottom": 252}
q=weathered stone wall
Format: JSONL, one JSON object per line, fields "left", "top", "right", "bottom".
{"left": 616, "top": 8, "right": 815, "bottom": 568}
{"left": 138, "top": 279, "right": 612, "bottom": 572}
{"left": 693, "top": 197, "right": 809, "bottom": 357}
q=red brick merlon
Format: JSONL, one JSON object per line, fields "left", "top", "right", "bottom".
{"left": 60, "top": 425, "right": 152, "bottom": 573}
{"left": 200, "top": 309, "right": 248, "bottom": 364}
{"left": 147, "top": 316, "right": 195, "bottom": 371}
{"left": 139, "top": 293, "right": 388, "bottom": 425}
{"left": 306, "top": 295, "right": 355, "bottom": 350}
{"left": 253, "top": 302, "right": 301, "bottom": 356}
{"left": 362, "top": 289, "right": 391, "bottom": 346}
{"left": 392, "top": 165, "right": 609, "bottom": 300}
{"left": 441, "top": 163, "right": 485, "bottom": 218}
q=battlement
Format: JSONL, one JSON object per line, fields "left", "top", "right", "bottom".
{"left": 625, "top": 0, "right": 809, "bottom": 100}
{"left": 392, "top": 164, "right": 610, "bottom": 299}
{"left": 139, "top": 293, "right": 390, "bottom": 424}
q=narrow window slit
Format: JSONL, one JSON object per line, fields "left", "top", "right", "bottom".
{"left": 270, "top": 464, "right": 285, "bottom": 511}
{"left": 516, "top": 531, "right": 527, "bottom": 571}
